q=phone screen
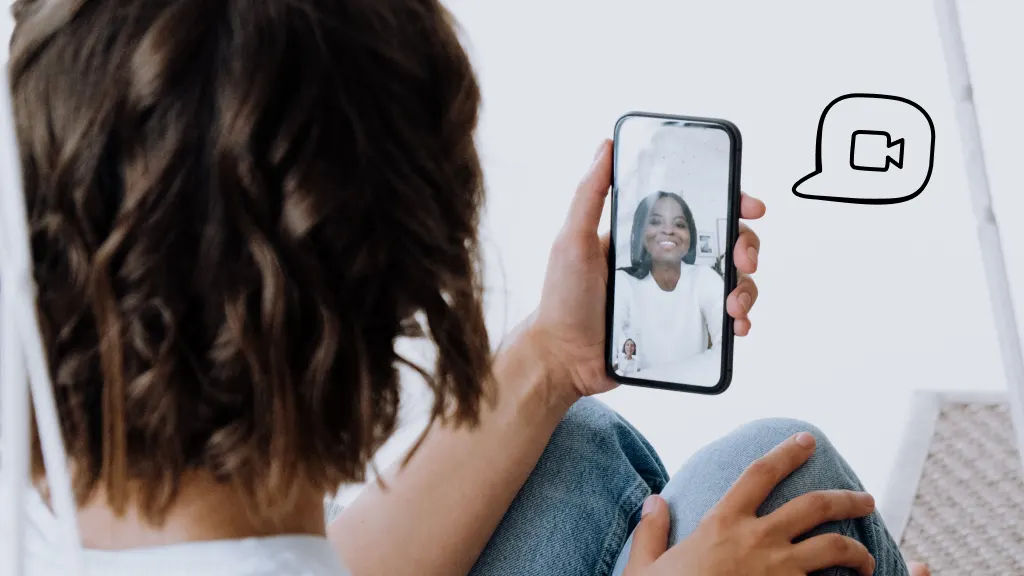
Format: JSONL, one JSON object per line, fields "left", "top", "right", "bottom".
{"left": 607, "top": 113, "right": 741, "bottom": 393}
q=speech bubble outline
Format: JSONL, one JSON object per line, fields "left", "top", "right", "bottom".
{"left": 793, "top": 93, "right": 935, "bottom": 205}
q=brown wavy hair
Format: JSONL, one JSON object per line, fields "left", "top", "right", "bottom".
{"left": 10, "top": 0, "right": 491, "bottom": 523}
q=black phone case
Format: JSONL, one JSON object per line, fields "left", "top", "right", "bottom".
{"left": 605, "top": 111, "right": 743, "bottom": 395}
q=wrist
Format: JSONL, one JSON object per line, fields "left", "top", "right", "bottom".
{"left": 497, "top": 318, "right": 581, "bottom": 417}
{"left": 522, "top": 320, "right": 583, "bottom": 411}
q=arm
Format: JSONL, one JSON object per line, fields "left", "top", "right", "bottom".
{"left": 328, "top": 322, "right": 577, "bottom": 576}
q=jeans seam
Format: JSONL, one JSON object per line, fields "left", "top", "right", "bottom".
{"left": 819, "top": 519, "right": 857, "bottom": 576}
{"left": 595, "top": 477, "right": 649, "bottom": 576}
{"left": 636, "top": 468, "right": 669, "bottom": 496}
{"left": 872, "top": 515, "right": 907, "bottom": 575}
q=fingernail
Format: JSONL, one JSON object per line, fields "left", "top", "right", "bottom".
{"left": 747, "top": 246, "right": 758, "bottom": 265}
{"left": 593, "top": 140, "right": 607, "bottom": 161}
{"left": 795, "top": 432, "right": 815, "bottom": 447}
{"left": 859, "top": 492, "right": 875, "bottom": 507}
{"left": 641, "top": 495, "right": 660, "bottom": 517}
{"left": 739, "top": 293, "right": 752, "bottom": 312}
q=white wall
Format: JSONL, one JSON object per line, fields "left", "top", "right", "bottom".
{"left": 449, "top": 0, "right": 1024, "bottom": 509}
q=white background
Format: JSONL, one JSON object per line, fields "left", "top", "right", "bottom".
{"left": 3, "top": 1, "right": 1023, "bottom": 520}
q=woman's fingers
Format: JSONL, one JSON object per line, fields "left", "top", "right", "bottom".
{"left": 734, "top": 317, "right": 752, "bottom": 337}
{"left": 730, "top": 219, "right": 760, "bottom": 332}
{"left": 717, "top": 433, "right": 817, "bottom": 515}
{"left": 790, "top": 533, "right": 876, "bottom": 576}
{"left": 623, "top": 495, "right": 671, "bottom": 574}
{"left": 734, "top": 222, "right": 760, "bottom": 274}
{"left": 564, "top": 140, "right": 612, "bottom": 238}
{"left": 740, "top": 192, "right": 766, "bottom": 220}
{"left": 727, "top": 273, "right": 758, "bottom": 321}
{"left": 766, "top": 490, "right": 875, "bottom": 540}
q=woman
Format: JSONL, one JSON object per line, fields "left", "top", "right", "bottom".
{"left": 9, "top": 0, "right": 926, "bottom": 575}
{"left": 615, "top": 339, "right": 641, "bottom": 376}
{"left": 615, "top": 192, "right": 725, "bottom": 379}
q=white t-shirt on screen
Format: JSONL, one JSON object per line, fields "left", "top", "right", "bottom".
{"left": 22, "top": 489, "right": 350, "bottom": 576}
{"left": 616, "top": 354, "right": 642, "bottom": 376}
{"left": 613, "top": 263, "right": 724, "bottom": 372}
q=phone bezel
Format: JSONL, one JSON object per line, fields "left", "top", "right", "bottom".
{"left": 605, "top": 111, "right": 743, "bottom": 395}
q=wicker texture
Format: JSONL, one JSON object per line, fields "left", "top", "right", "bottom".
{"left": 900, "top": 402, "right": 1024, "bottom": 575}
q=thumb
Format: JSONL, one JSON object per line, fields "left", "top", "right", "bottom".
{"left": 625, "top": 495, "right": 670, "bottom": 573}
{"left": 564, "top": 139, "right": 612, "bottom": 236}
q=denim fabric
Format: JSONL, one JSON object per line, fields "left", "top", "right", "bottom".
{"left": 469, "top": 397, "right": 670, "bottom": 575}
{"left": 472, "top": 398, "right": 909, "bottom": 576}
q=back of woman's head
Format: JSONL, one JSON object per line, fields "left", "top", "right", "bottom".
{"left": 10, "top": 0, "right": 490, "bottom": 523}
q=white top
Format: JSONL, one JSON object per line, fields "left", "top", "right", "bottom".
{"left": 22, "top": 490, "right": 350, "bottom": 576}
{"left": 613, "top": 264, "right": 724, "bottom": 384}
{"left": 615, "top": 353, "right": 642, "bottom": 376}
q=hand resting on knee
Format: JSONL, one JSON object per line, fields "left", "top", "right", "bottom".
{"left": 622, "top": 432, "right": 877, "bottom": 576}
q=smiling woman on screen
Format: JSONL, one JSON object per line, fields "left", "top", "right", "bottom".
{"left": 614, "top": 338, "right": 641, "bottom": 376}
{"left": 614, "top": 191, "right": 725, "bottom": 374}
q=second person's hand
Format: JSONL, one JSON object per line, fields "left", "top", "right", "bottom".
{"left": 528, "top": 139, "right": 767, "bottom": 400}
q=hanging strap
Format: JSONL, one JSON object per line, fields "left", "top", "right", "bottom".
{"left": 1, "top": 64, "right": 86, "bottom": 576}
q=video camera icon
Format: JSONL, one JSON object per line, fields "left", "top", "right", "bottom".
{"left": 850, "top": 130, "right": 903, "bottom": 172}
{"left": 793, "top": 93, "right": 935, "bottom": 205}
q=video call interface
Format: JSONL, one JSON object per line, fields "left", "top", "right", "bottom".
{"left": 611, "top": 117, "right": 731, "bottom": 388}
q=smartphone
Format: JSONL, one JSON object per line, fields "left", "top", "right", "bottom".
{"left": 606, "top": 112, "right": 742, "bottom": 394}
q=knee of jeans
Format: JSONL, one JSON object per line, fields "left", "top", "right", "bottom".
{"left": 732, "top": 418, "right": 862, "bottom": 502}
{"left": 556, "top": 396, "right": 623, "bottom": 443}
{"left": 737, "top": 417, "right": 829, "bottom": 448}
{"left": 549, "top": 397, "right": 669, "bottom": 487}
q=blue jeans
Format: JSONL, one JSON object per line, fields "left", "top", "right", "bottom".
{"left": 469, "top": 397, "right": 909, "bottom": 576}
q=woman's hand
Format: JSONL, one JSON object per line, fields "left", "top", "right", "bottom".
{"left": 528, "top": 140, "right": 767, "bottom": 399}
{"left": 728, "top": 210, "right": 766, "bottom": 337}
{"left": 623, "top": 433, "right": 877, "bottom": 576}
